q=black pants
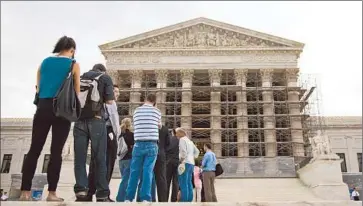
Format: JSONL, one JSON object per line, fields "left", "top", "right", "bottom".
{"left": 21, "top": 99, "right": 71, "bottom": 191}
{"left": 153, "top": 154, "right": 168, "bottom": 202}
{"left": 166, "top": 159, "right": 179, "bottom": 202}
{"left": 87, "top": 126, "right": 117, "bottom": 196}
{"left": 201, "top": 178, "right": 205, "bottom": 202}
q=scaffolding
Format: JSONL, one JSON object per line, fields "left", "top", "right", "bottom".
{"left": 114, "top": 69, "right": 322, "bottom": 162}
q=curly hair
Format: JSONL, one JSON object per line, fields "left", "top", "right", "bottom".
{"left": 120, "top": 118, "right": 133, "bottom": 132}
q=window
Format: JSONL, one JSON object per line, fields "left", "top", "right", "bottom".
{"left": 42, "top": 154, "right": 51, "bottom": 173}
{"left": 21, "top": 154, "right": 27, "bottom": 173}
{"left": 1, "top": 154, "right": 12, "bottom": 173}
{"left": 357, "top": 153, "right": 362, "bottom": 173}
{"left": 336, "top": 153, "right": 347, "bottom": 172}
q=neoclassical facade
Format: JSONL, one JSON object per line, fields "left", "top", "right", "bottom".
{"left": 100, "top": 17, "right": 307, "bottom": 161}
{"left": 1, "top": 116, "right": 361, "bottom": 194}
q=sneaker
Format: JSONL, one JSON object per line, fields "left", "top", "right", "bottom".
{"left": 96, "top": 197, "right": 114, "bottom": 202}
{"left": 125, "top": 200, "right": 131, "bottom": 203}
{"left": 75, "top": 192, "right": 92, "bottom": 202}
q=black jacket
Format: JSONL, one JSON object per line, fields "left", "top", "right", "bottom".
{"left": 158, "top": 125, "right": 170, "bottom": 157}
{"left": 166, "top": 135, "right": 179, "bottom": 163}
{"left": 122, "top": 129, "right": 134, "bottom": 160}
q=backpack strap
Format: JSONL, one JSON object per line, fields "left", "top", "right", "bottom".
{"left": 94, "top": 73, "right": 103, "bottom": 80}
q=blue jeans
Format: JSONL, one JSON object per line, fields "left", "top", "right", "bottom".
{"left": 137, "top": 173, "right": 156, "bottom": 202}
{"left": 73, "top": 118, "right": 109, "bottom": 198}
{"left": 126, "top": 141, "right": 158, "bottom": 202}
{"left": 116, "top": 159, "right": 131, "bottom": 202}
{"left": 178, "top": 163, "right": 194, "bottom": 202}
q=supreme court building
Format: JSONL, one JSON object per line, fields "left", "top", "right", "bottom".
{"left": 1, "top": 18, "right": 362, "bottom": 195}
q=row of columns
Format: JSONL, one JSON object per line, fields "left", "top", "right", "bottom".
{"left": 107, "top": 68, "right": 304, "bottom": 158}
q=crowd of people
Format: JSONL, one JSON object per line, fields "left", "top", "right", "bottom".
{"left": 17, "top": 36, "right": 218, "bottom": 203}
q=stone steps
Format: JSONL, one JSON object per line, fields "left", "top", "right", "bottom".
{"left": 1, "top": 201, "right": 362, "bottom": 206}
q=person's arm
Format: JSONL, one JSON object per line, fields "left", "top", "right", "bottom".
{"left": 72, "top": 62, "right": 81, "bottom": 95}
{"left": 179, "top": 139, "right": 187, "bottom": 163}
{"left": 130, "top": 132, "right": 135, "bottom": 148}
{"left": 36, "top": 66, "right": 40, "bottom": 93}
{"left": 103, "top": 75, "right": 115, "bottom": 105}
{"left": 202, "top": 153, "right": 209, "bottom": 168}
{"left": 193, "top": 143, "right": 200, "bottom": 158}
{"left": 165, "top": 126, "right": 170, "bottom": 150}
{"left": 105, "top": 102, "right": 121, "bottom": 137}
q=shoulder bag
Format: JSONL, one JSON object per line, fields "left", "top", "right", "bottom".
{"left": 53, "top": 60, "right": 81, "bottom": 122}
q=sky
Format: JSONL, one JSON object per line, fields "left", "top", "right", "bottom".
{"left": 1, "top": 1, "right": 362, "bottom": 117}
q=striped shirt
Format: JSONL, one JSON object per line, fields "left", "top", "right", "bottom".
{"left": 133, "top": 104, "right": 161, "bottom": 141}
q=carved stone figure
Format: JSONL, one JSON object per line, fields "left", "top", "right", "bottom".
{"left": 310, "top": 130, "right": 333, "bottom": 158}
{"left": 186, "top": 32, "right": 195, "bottom": 47}
{"left": 207, "top": 33, "right": 216, "bottom": 46}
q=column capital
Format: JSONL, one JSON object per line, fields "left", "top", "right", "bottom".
{"left": 234, "top": 69, "right": 248, "bottom": 80}
{"left": 129, "top": 69, "right": 143, "bottom": 82}
{"left": 180, "top": 69, "right": 194, "bottom": 80}
{"left": 208, "top": 69, "right": 222, "bottom": 79}
{"left": 155, "top": 69, "right": 168, "bottom": 82}
{"left": 260, "top": 68, "right": 274, "bottom": 78}
{"left": 106, "top": 70, "right": 120, "bottom": 85}
{"left": 286, "top": 68, "right": 300, "bottom": 78}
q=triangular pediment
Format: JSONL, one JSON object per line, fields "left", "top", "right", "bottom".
{"left": 99, "top": 17, "right": 304, "bottom": 50}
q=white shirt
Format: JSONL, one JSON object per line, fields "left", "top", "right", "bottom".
{"left": 352, "top": 191, "right": 360, "bottom": 197}
{"left": 179, "top": 136, "right": 200, "bottom": 165}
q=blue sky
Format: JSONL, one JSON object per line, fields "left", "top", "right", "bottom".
{"left": 1, "top": 1, "right": 362, "bottom": 117}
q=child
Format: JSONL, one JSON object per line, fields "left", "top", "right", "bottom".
{"left": 193, "top": 161, "right": 203, "bottom": 202}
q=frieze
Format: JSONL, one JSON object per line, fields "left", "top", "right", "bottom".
{"left": 106, "top": 52, "right": 297, "bottom": 66}
{"left": 114, "top": 24, "right": 287, "bottom": 49}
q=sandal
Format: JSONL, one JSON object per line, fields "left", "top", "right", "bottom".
{"left": 46, "top": 196, "right": 64, "bottom": 202}
{"left": 19, "top": 195, "right": 32, "bottom": 201}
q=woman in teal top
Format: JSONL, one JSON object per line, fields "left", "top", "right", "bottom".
{"left": 19, "top": 36, "right": 81, "bottom": 202}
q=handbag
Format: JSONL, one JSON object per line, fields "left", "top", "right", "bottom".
{"left": 215, "top": 163, "right": 224, "bottom": 177}
{"left": 117, "top": 132, "right": 129, "bottom": 160}
{"left": 33, "top": 93, "right": 39, "bottom": 106}
{"left": 53, "top": 60, "right": 81, "bottom": 122}
{"left": 33, "top": 86, "right": 39, "bottom": 106}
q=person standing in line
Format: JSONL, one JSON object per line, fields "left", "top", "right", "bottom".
{"left": 73, "top": 64, "right": 115, "bottom": 202}
{"left": 176, "top": 127, "right": 200, "bottom": 202}
{"left": 137, "top": 124, "right": 170, "bottom": 202}
{"left": 125, "top": 93, "right": 161, "bottom": 203}
{"left": 85, "top": 84, "right": 121, "bottom": 201}
{"left": 352, "top": 187, "right": 360, "bottom": 201}
{"left": 153, "top": 124, "right": 170, "bottom": 202}
{"left": 20, "top": 36, "right": 80, "bottom": 202}
{"left": 193, "top": 161, "right": 203, "bottom": 202}
{"left": 166, "top": 129, "right": 180, "bottom": 202}
{"left": 116, "top": 118, "right": 135, "bottom": 202}
{"left": 201, "top": 143, "right": 217, "bottom": 202}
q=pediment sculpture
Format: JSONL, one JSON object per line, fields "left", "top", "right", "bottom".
{"left": 118, "top": 24, "right": 287, "bottom": 49}
{"left": 309, "top": 130, "right": 334, "bottom": 160}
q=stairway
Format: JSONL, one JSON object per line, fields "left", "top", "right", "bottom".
{"left": 107, "top": 178, "right": 322, "bottom": 202}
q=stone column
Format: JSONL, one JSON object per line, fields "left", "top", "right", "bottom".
{"left": 286, "top": 68, "right": 299, "bottom": 87}
{"left": 287, "top": 68, "right": 303, "bottom": 156}
{"left": 180, "top": 69, "right": 193, "bottom": 130}
{"left": 261, "top": 69, "right": 277, "bottom": 176}
{"left": 106, "top": 70, "right": 120, "bottom": 88}
{"left": 155, "top": 69, "right": 168, "bottom": 125}
{"left": 260, "top": 69, "right": 276, "bottom": 157}
{"left": 209, "top": 69, "right": 222, "bottom": 157}
{"left": 234, "top": 69, "right": 248, "bottom": 157}
{"left": 129, "top": 69, "right": 143, "bottom": 115}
